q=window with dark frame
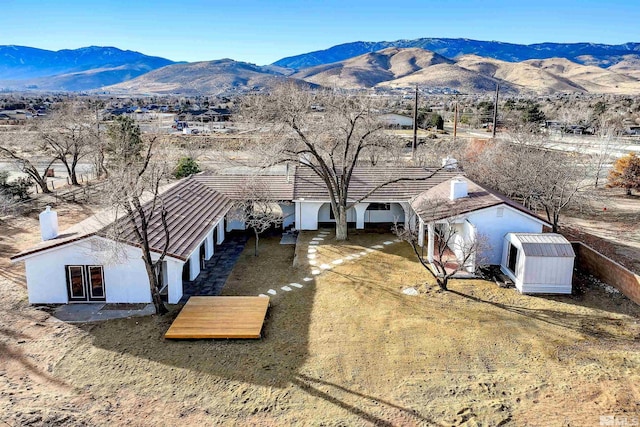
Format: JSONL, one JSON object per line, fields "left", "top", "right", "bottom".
{"left": 65, "top": 265, "right": 106, "bottom": 302}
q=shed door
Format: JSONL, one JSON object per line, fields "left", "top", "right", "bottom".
{"left": 507, "top": 243, "right": 518, "bottom": 273}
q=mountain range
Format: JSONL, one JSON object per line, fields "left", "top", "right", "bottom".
{"left": 273, "top": 38, "right": 640, "bottom": 69}
{"left": 1, "top": 39, "right": 640, "bottom": 94}
{"left": 0, "top": 46, "right": 175, "bottom": 91}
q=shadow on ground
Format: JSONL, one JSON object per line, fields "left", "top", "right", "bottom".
{"left": 86, "top": 235, "right": 313, "bottom": 389}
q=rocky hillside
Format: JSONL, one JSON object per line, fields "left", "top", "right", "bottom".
{"left": 273, "top": 38, "right": 640, "bottom": 70}
{"left": 104, "top": 59, "right": 292, "bottom": 95}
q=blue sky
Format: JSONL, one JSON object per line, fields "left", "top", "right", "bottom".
{"left": 2, "top": 0, "right": 639, "bottom": 65}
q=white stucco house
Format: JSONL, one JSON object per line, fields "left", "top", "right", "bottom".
{"left": 13, "top": 164, "right": 572, "bottom": 305}
{"left": 410, "top": 176, "right": 553, "bottom": 278}
{"left": 11, "top": 178, "right": 232, "bottom": 305}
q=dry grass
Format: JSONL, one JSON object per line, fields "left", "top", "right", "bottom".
{"left": 2, "top": 215, "right": 640, "bottom": 425}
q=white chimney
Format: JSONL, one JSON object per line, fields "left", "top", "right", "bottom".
{"left": 442, "top": 157, "right": 458, "bottom": 170}
{"left": 39, "top": 206, "right": 59, "bottom": 241}
{"left": 450, "top": 178, "right": 468, "bottom": 201}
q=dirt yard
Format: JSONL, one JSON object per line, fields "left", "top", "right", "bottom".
{"left": 1, "top": 201, "right": 640, "bottom": 426}
{"left": 562, "top": 187, "right": 640, "bottom": 274}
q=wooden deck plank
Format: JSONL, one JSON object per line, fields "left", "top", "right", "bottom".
{"left": 164, "top": 296, "right": 270, "bottom": 339}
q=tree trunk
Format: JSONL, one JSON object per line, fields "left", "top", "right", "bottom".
{"left": 143, "top": 255, "right": 168, "bottom": 315}
{"left": 60, "top": 160, "right": 79, "bottom": 186}
{"left": 70, "top": 171, "right": 80, "bottom": 186}
{"left": 627, "top": 187, "right": 632, "bottom": 196}
{"left": 335, "top": 207, "right": 348, "bottom": 241}
{"left": 33, "top": 175, "right": 51, "bottom": 194}
{"left": 254, "top": 229, "right": 259, "bottom": 257}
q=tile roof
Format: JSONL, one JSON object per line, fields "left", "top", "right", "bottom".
{"left": 293, "top": 166, "right": 459, "bottom": 202}
{"left": 410, "top": 176, "right": 551, "bottom": 226}
{"left": 12, "top": 178, "right": 232, "bottom": 262}
{"left": 112, "top": 178, "right": 232, "bottom": 260}
{"left": 510, "top": 233, "right": 575, "bottom": 257}
{"left": 193, "top": 171, "right": 294, "bottom": 200}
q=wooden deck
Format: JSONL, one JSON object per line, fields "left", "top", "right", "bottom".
{"left": 164, "top": 296, "right": 270, "bottom": 339}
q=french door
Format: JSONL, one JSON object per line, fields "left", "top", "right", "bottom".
{"left": 66, "top": 265, "right": 106, "bottom": 302}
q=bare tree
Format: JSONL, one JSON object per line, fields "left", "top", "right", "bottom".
{"left": 39, "top": 101, "right": 98, "bottom": 186}
{"left": 395, "top": 207, "right": 488, "bottom": 291}
{"left": 105, "top": 119, "right": 171, "bottom": 315}
{"left": 0, "top": 131, "right": 55, "bottom": 194}
{"left": 241, "top": 83, "right": 390, "bottom": 240}
{"left": 465, "top": 138, "right": 590, "bottom": 232}
{"left": 231, "top": 180, "right": 284, "bottom": 256}
{"left": 591, "top": 115, "right": 623, "bottom": 188}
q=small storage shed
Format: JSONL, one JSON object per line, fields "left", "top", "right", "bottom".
{"left": 500, "top": 233, "right": 575, "bottom": 294}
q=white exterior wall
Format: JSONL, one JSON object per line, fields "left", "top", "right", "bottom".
{"left": 318, "top": 203, "right": 356, "bottom": 222}
{"left": 295, "top": 201, "right": 324, "bottom": 230}
{"left": 521, "top": 256, "right": 574, "bottom": 293}
{"left": 280, "top": 203, "right": 295, "bottom": 228}
{"left": 297, "top": 201, "right": 404, "bottom": 230}
{"left": 466, "top": 205, "right": 544, "bottom": 265}
{"left": 363, "top": 203, "right": 405, "bottom": 224}
{"left": 226, "top": 208, "right": 246, "bottom": 231}
{"left": 22, "top": 236, "right": 153, "bottom": 304}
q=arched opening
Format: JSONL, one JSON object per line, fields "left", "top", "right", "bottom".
{"left": 364, "top": 202, "right": 405, "bottom": 230}
{"left": 317, "top": 203, "right": 356, "bottom": 228}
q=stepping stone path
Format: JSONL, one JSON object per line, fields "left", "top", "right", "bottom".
{"left": 255, "top": 229, "right": 402, "bottom": 298}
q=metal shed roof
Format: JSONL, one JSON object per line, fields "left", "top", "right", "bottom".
{"left": 510, "top": 233, "right": 575, "bottom": 257}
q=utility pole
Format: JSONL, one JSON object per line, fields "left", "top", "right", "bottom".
{"left": 453, "top": 95, "right": 458, "bottom": 144}
{"left": 492, "top": 84, "right": 499, "bottom": 139}
{"left": 412, "top": 85, "right": 418, "bottom": 160}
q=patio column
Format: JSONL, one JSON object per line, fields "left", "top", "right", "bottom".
{"left": 400, "top": 202, "right": 412, "bottom": 230}
{"left": 205, "top": 229, "right": 214, "bottom": 260}
{"left": 217, "top": 220, "right": 225, "bottom": 245}
{"left": 418, "top": 219, "right": 425, "bottom": 247}
{"left": 188, "top": 250, "right": 200, "bottom": 281}
{"left": 354, "top": 203, "right": 369, "bottom": 230}
{"left": 166, "top": 260, "right": 183, "bottom": 304}
{"left": 464, "top": 220, "right": 476, "bottom": 272}
{"left": 427, "top": 222, "right": 435, "bottom": 263}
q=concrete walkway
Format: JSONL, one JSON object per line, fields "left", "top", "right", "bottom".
{"left": 52, "top": 303, "right": 155, "bottom": 323}
{"left": 181, "top": 233, "right": 249, "bottom": 302}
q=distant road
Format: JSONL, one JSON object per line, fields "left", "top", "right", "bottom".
{"left": 457, "top": 127, "right": 640, "bottom": 158}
